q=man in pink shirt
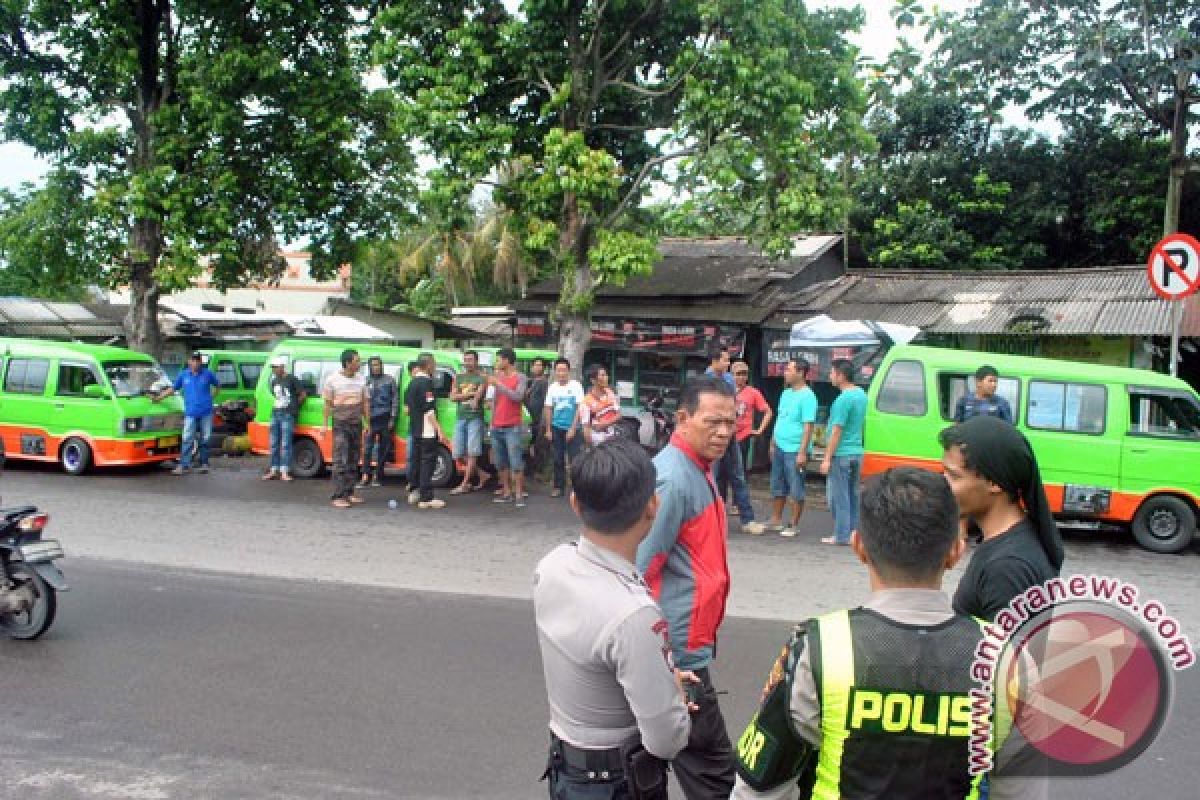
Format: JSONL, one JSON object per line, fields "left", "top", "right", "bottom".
{"left": 732, "top": 360, "right": 773, "bottom": 469}
{"left": 486, "top": 348, "right": 529, "bottom": 507}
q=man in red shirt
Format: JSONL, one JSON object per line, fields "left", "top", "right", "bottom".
{"left": 486, "top": 347, "right": 529, "bottom": 507}
{"left": 732, "top": 360, "right": 773, "bottom": 469}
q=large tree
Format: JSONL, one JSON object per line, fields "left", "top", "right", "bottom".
{"left": 0, "top": 2, "right": 402, "bottom": 356}
{"left": 374, "top": 0, "right": 868, "bottom": 368}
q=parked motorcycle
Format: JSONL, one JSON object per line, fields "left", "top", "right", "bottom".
{"left": 0, "top": 452, "right": 68, "bottom": 640}
{"left": 615, "top": 392, "right": 676, "bottom": 454}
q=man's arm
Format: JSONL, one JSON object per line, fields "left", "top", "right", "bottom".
{"left": 997, "top": 397, "right": 1013, "bottom": 423}
{"left": 797, "top": 423, "right": 814, "bottom": 466}
{"left": 754, "top": 395, "right": 774, "bottom": 437}
{"left": 636, "top": 476, "right": 685, "bottom": 581}
{"left": 820, "top": 426, "right": 843, "bottom": 475}
{"left": 610, "top": 606, "right": 692, "bottom": 760}
{"left": 492, "top": 373, "right": 527, "bottom": 401}
{"left": 953, "top": 395, "right": 967, "bottom": 423}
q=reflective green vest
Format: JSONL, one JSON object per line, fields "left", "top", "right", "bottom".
{"left": 810, "top": 609, "right": 992, "bottom": 800}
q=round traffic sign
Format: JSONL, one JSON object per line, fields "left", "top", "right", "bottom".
{"left": 1147, "top": 233, "right": 1200, "bottom": 301}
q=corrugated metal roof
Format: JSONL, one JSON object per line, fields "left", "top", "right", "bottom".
{"left": 0, "top": 297, "right": 124, "bottom": 339}
{"left": 767, "top": 267, "right": 1200, "bottom": 337}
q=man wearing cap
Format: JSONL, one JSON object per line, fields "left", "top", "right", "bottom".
{"left": 263, "top": 355, "right": 306, "bottom": 481}
{"left": 155, "top": 351, "right": 220, "bottom": 475}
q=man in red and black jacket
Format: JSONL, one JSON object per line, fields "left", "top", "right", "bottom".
{"left": 637, "top": 374, "right": 737, "bottom": 799}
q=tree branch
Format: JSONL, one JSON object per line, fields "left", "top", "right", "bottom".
{"left": 593, "top": 122, "right": 655, "bottom": 133}
{"left": 1112, "top": 65, "right": 1172, "bottom": 131}
{"left": 600, "top": 0, "right": 662, "bottom": 68}
{"left": 604, "top": 146, "right": 699, "bottom": 227}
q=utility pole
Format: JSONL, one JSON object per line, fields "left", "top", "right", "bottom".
{"left": 1163, "top": 43, "right": 1198, "bottom": 377}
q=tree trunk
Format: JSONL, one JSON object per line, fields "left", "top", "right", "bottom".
{"left": 125, "top": 218, "right": 164, "bottom": 358}
{"left": 556, "top": 193, "right": 593, "bottom": 378}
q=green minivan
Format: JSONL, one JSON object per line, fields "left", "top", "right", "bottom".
{"left": 0, "top": 337, "right": 185, "bottom": 474}
{"left": 864, "top": 345, "right": 1200, "bottom": 553}
{"left": 248, "top": 339, "right": 463, "bottom": 484}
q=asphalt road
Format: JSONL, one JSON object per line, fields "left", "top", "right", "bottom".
{"left": 0, "top": 560, "right": 1194, "bottom": 800}
{"left": 0, "top": 458, "right": 1196, "bottom": 798}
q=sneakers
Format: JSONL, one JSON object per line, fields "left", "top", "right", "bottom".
{"left": 728, "top": 506, "right": 740, "bottom": 517}
{"left": 348, "top": 495, "right": 365, "bottom": 505}
{"left": 742, "top": 521, "right": 766, "bottom": 535}
{"left": 262, "top": 470, "right": 279, "bottom": 481}
{"left": 370, "top": 479, "right": 383, "bottom": 488}
{"left": 280, "top": 472, "right": 294, "bottom": 482}
{"left": 493, "top": 494, "right": 514, "bottom": 504}
{"left": 820, "top": 536, "right": 849, "bottom": 546}
{"left": 331, "top": 498, "right": 351, "bottom": 509}
{"left": 515, "top": 498, "right": 527, "bottom": 508}
{"left": 550, "top": 488, "right": 562, "bottom": 498}
{"left": 171, "top": 466, "right": 188, "bottom": 476}
{"left": 357, "top": 476, "right": 371, "bottom": 488}
{"left": 418, "top": 498, "right": 446, "bottom": 510}
{"left": 197, "top": 465, "right": 210, "bottom": 474}
{"left": 780, "top": 528, "right": 797, "bottom": 538}
{"left": 408, "top": 490, "right": 420, "bottom": 506}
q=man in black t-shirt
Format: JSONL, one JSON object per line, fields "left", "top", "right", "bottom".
{"left": 405, "top": 352, "right": 444, "bottom": 509}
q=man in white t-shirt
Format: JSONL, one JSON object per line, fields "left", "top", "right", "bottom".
{"left": 543, "top": 357, "right": 585, "bottom": 498}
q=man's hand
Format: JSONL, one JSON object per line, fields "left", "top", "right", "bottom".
{"left": 819, "top": 458, "right": 831, "bottom": 475}
{"left": 795, "top": 454, "right": 806, "bottom": 469}
{"left": 566, "top": 429, "right": 576, "bottom": 442}
{"left": 675, "top": 670, "right": 701, "bottom": 713}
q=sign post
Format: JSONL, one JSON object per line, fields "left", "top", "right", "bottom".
{"left": 1146, "top": 233, "right": 1200, "bottom": 377}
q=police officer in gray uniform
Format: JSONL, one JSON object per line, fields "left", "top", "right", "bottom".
{"left": 535, "top": 439, "right": 696, "bottom": 799}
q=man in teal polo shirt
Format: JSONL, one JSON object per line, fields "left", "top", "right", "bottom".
{"left": 819, "top": 359, "right": 867, "bottom": 545}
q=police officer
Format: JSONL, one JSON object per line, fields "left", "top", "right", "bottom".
{"left": 535, "top": 439, "right": 695, "bottom": 799}
{"left": 731, "top": 467, "right": 1006, "bottom": 800}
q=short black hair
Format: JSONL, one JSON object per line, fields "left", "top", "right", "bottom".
{"left": 531, "top": 357, "right": 548, "bottom": 369}
{"left": 340, "top": 348, "right": 359, "bottom": 368}
{"left": 586, "top": 363, "right": 607, "bottom": 382}
{"left": 975, "top": 365, "right": 998, "bottom": 381}
{"left": 707, "top": 342, "right": 728, "bottom": 362}
{"left": 571, "top": 439, "right": 656, "bottom": 534}
{"left": 497, "top": 347, "right": 517, "bottom": 365}
{"left": 790, "top": 357, "right": 809, "bottom": 376}
{"left": 858, "top": 467, "right": 960, "bottom": 583}
{"left": 831, "top": 359, "right": 854, "bottom": 382}
{"left": 417, "top": 351, "right": 435, "bottom": 371}
{"left": 554, "top": 357, "right": 570, "bottom": 369}
{"left": 463, "top": 349, "right": 478, "bottom": 360}
{"left": 679, "top": 374, "right": 735, "bottom": 414}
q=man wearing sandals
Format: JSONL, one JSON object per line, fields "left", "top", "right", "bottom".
{"left": 322, "top": 349, "right": 369, "bottom": 509}
{"left": 263, "top": 355, "right": 305, "bottom": 482}
{"left": 449, "top": 350, "right": 487, "bottom": 496}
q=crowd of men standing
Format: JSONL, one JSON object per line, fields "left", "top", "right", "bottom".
{"left": 534, "top": 357, "right": 1060, "bottom": 800}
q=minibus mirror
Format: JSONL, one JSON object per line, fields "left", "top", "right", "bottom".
{"left": 83, "top": 384, "right": 110, "bottom": 400}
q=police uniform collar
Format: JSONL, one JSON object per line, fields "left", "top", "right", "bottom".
{"left": 863, "top": 588, "right": 953, "bottom": 615}
{"left": 576, "top": 536, "right": 641, "bottom": 581}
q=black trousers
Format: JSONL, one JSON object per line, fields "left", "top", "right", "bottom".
{"left": 672, "top": 667, "right": 735, "bottom": 800}
{"left": 363, "top": 414, "right": 392, "bottom": 481}
{"left": 408, "top": 435, "right": 437, "bottom": 502}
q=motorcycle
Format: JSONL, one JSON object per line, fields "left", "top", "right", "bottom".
{"left": 615, "top": 392, "right": 676, "bottom": 454}
{"left": 0, "top": 455, "right": 68, "bottom": 640}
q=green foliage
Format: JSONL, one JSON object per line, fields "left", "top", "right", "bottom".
{"left": 373, "top": 0, "right": 868, "bottom": 333}
{"left": 0, "top": 2, "right": 401, "bottom": 350}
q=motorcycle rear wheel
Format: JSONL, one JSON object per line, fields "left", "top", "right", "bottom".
{"left": 0, "top": 565, "right": 57, "bottom": 640}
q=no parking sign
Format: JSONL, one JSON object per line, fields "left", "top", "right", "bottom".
{"left": 1147, "top": 233, "right": 1200, "bottom": 301}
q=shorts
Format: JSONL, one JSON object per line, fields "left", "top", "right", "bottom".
{"left": 770, "top": 448, "right": 807, "bottom": 501}
{"left": 491, "top": 425, "right": 524, "bottom": 471}
{"left": 453, "top": 416, "right": 484, "bottom": 458}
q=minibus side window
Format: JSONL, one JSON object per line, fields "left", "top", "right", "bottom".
{"left": 4, "top": 358, "right": 50, "bottom": 395}
{"left": 938, "top": 373, "right": 1021, "bottom": 421}
{"left": 1027, "top": 381, "right": 1106, "bottom": 434}
{"left": 1129, "top": 391, "right": 1200, "bottom": 439}
{"left": 239, "top": 363, "right": 262, "bottom": 388}
{"left": 294, "top": 360, "right": 322, "bottom": 394}
{"left": 57, "top": 363, "right": 102, "bottom": 397}
{"left": 876, "top": 360, "right": 927, "bottom": 416}
{"left": 213, "top": 360, "right": 239, "bottom": 389}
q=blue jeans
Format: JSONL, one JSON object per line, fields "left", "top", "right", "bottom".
{"left": 715, "top": 438, "right": 754, "bottom": 521}
{"left": 181, "top": 413, "right": 213, "bottom": 469}
{"left": 268, "top": 411, "right": 295, "bottom": 471}
{"left": 551, "top": 427, "right": 582, "bottom": 490}
{"left": 828, "top": 454, "right": 863, "bottom": 543}
{"left": 492, "top": 426, "right": 524, "bottom": 471}
{"left": 770, "top": 448, "right": 807, "bottom": 502}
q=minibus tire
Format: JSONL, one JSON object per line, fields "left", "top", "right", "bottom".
{"left": 60, "top": 437, "right": 92, "bottom": 476}
{"left": 431, "top": 445, "right": 456, "bottom": 489}
{"left": 290, "top": 437, "right": 325, "bottom": 479}
{"left": 1131, "top": 496, "right": 1196, "bottom": 554}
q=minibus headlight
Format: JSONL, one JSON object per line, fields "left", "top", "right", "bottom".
{"left": 123, "top": 417, "right": 145, "bottom": 432}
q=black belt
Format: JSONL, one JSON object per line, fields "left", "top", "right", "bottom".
{"left": 550, "top": 733, "right": 626, "bottom": 778}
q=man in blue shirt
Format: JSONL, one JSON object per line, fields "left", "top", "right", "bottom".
{"left": 953, "top": 365, "right": 1013, "bottom": 423}
{"left": 156, "top": 351, "right": 219, "bottom": 475}
{"left": 766, "top": 358, "right": 817, "bottom": 538}
{"left": 820, "top": 359, "right": 867, "bottom": 545}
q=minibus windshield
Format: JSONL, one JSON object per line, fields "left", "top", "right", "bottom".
{"left": 103, "top": 361, "right": 171, "bottom": 398}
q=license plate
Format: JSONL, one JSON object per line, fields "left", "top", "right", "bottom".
{"left": 158, "top": 436, "right": 181, "bottom": 447}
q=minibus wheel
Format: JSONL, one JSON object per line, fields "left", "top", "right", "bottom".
{"left": 290, "top": 437, "right": 325, "bottom": 479}
{"left": 1131, "top": 496, "right": 1196, "bottom": 554}
{"left": 60, "top": 437, "right": 92, "bottom": 476}
{"left": 430, "top": 445, "right": 457, "bottom": 488}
